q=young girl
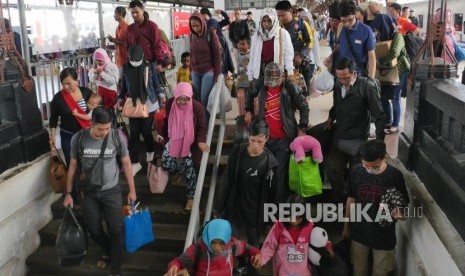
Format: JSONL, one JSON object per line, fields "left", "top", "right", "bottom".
{"left": 256, "top": 194, "right": 314, "bottom": 275}
{"left": 166, "top": 219, "right": 261, "bottom": 276}
{"left": 236, "top": 35, "right": 251, "bottom": 116}
{"left": 88, "top": 48, "right": 119, "bottom": 109}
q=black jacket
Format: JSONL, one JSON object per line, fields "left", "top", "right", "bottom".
{"left": 214, "top": 144, "right": 278, "bottom": 227}
{"left": 49, "top": 87, "right": 93, "bottom": 133}
{"left": 245, "top": 81, "right": 310, "bottom": 140}
{"left": 329, "top": 77, "right": 385, "bottom": 140}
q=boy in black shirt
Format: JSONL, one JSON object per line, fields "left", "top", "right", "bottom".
{"left": 342, "top": 139, "right": 409, "bottom": 276}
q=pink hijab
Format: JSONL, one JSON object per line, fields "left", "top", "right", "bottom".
{"left": 168, "top": 82, "right": 195, "bottom": 158}
{"left": 93, "top": 48, "right": 111, "bottom": 64}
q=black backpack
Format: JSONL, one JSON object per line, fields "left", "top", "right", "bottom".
{"left": 404, "top": 32, "right": 423, "bottom": 61}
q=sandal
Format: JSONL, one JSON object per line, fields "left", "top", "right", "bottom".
{"left": 384, "top": 128, "right": 400, "bottom": 135}
{"left": 96, "top": 255, "right": 110, "bottom": 269}
{"left": 184, "top": 199, "right": 193, "bottom": 211}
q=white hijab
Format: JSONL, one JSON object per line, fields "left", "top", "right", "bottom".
{"left": 257, "top": 8, "right": 279, "bottom": 41}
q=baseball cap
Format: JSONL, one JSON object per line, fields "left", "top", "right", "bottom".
{"left": 264, "top": 63, "right": 282, "bottom": 87}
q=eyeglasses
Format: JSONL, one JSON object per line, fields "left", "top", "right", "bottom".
{"left": 341, "top": 16, "right": 355, "bottom": 24}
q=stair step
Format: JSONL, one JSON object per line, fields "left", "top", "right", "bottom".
{"left": 26, "top": 245, "right": 176, "bottom": 276}
{"left": 39, "top": 220, "right": 188, "bottom": 252}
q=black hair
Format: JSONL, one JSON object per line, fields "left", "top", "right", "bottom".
{"left": 115, "top": 6, "right": 126, "bottom": 18}
{"left": 402, "top": 6, "right": 409, "bottom": 12}
{"left": 390, "top": 3, "right": 402, "bottom": 14}
{"left": 91, "top": 106, "right": 112, "bottom": 124}
{"left": 360, "top": 139, "right": 387, "bottom": 162}
{"left": 238, "top": 35, "right": 251, "bottom": 45}
{"left": 275, "top": 0, "right": 293, "bottom": 11}
{"left": 129, "top": 0, "right": 144, "bottom": 9}
{"left": 59, "top": 67, "right": 78, "bottom": 82}
{"left": 335, "top": 57, "right": 355, "bottom": 73}
{"left": 249, "top": 119, "right": 269, "bottom": 137}
{"left": 355, "top": 6, "right": 367, "bottom": 20}
{"left": 247, "top": 11, "right": 252, "bottom": 15}
{"left": 3, "top": 18, "right": 10, "bottom": 31}
{"left": 200, "top": 7, "right": 212, "bottom": 18}
{"left": 181, "top": 52, "right": 191, "bottom": 60}
{"left": 328, "top": 1, "right": 341, "bottom": 20}
{"left": 339, "top": 0, "right": 357, "bottom": 17}
{"left": 282, "top": 193, "right": 310, "bottom": 228}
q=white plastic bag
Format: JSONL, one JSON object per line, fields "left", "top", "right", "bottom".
{"left": 207, "top": 81, "right": 232, "bottom": 115}
{"left": 314, "top": 69, "right": 334, "bottom": 94}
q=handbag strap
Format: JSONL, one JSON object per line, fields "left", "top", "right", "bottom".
{"left": 134, "top": 24, "right": 152, "bottom": 47}
{"left": 51, "top": 145, "right": 66, "bottom": 165}
{"left": 65, "top": 206, "right": 82, "bottom": 228}
{"left": 279, "top": 28, "right": 283, "bottom": 65}
{"left": 345, "top": 28, "right": 368, "bottom": 77}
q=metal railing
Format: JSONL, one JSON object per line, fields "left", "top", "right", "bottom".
{"left": 30, "top": 37, "right": 190, "bottom": 121}
{"left": 184, "top": 74, "right": 227, "bottom": 250}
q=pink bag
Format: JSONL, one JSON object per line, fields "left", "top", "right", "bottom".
{"left": 147, "top": 161, "right": 168, "bottom": 194}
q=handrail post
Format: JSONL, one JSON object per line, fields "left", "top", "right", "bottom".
{"left": 184, "top": 74, "right": 224, "bottom": 251}
{"left": 204, "top": 81, "right": 227, "bottom": 224}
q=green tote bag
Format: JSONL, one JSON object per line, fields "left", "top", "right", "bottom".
{"left": 289, "top": 154, "right": 323, "bottom": 198}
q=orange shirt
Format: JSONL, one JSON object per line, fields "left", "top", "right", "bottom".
{"left": 396, "top": 17, "right": 418, "bottom": 36}
{"left": 115, "top": 21, "right": 129, "bottom": 68}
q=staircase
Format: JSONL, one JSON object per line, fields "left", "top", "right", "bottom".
{"left": 25, "top": 122, "right": 277, "bottom": 275}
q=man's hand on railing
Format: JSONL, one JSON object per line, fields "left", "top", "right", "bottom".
{"left": 198, "top": 142, "right": 210, "bottom": 153}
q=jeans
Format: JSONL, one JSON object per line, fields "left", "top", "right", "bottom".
{"left": 266, "top": 137, "right": 291, "bottom": 204}
{"left": 128, "top": 111, "right": 155, "bottom": 163}
{"left": 191, "top": 71, "right": 215, "bottom": 122}
{"left": 82, "top": 186, "right": 124, "bottom": 275}
{"left": 60, "top": 129, "right": 75, "bottom": 166}
{"left": 381, "top": 72, "right": 407, "bottom": 128}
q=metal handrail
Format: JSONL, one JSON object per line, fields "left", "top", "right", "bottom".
{"left": 184, "top": 74, "right": 227, "bottom": 251}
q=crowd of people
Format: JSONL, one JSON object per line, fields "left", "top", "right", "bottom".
{"left": 47, "top": 0, "right": 465, "bottom": 275}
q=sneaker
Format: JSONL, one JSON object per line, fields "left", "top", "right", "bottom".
{"left": 131, "top": 163, "right": 142, "bottom": 177}
{"left": 146, "top": 152, "right": 154, "bottom": 162}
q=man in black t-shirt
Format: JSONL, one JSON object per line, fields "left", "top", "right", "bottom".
{"left": 214, "top": 119, "right": 277, "bottom": 275}
{"left": 342, "top": 139, "right": 409, "bottom": 276}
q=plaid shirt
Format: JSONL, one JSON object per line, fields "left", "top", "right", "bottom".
{"left": 378, "top": 32, "right": 410, "bottom": 75}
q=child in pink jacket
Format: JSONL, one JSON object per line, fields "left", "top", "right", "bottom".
{"left": 256, "top": 195, "right": 314, "bottom": 275}
{"left": 289, "top": 135, "right": 323, "bottom": 164}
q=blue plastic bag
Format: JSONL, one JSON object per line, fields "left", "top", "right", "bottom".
{"left": 124, "top": 207, "right": 154, "bottom": 253}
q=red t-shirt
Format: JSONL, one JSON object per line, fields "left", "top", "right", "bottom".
{"left": 261, "top": 38, "right": 275, "bottom": 64}
{"left": 265, "top": 86, "right": 287, "bottom": 138}
{"left": 287, "top": 227, "right": 302, "bottom": 244}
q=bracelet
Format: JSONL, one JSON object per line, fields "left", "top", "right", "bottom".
{"left": 65, "top": 192, "right": 71, "bottom": 196}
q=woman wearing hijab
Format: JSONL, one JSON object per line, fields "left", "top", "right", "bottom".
{"left": 117, "top": 45, "right": 164, "bottom": 176}
{"left": 433, "top": 8, "right": 458, "bottom": 63}
{"left": 247, "top": 8, "right": 294, "bottom": 88}
{"left": 157, "top": 82, "right": 208, "bottom": 211}
{"left": 88, "top": 48, "right": 119, "bottom": 109}
{"left": 166, "top": 219, "right": 261, "bottom": 276}
{"left": 189, "top": 11, "right": 222, "bottom": 123}
{"left": 370, "top": 14, "right": 410, "bottom": 135}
